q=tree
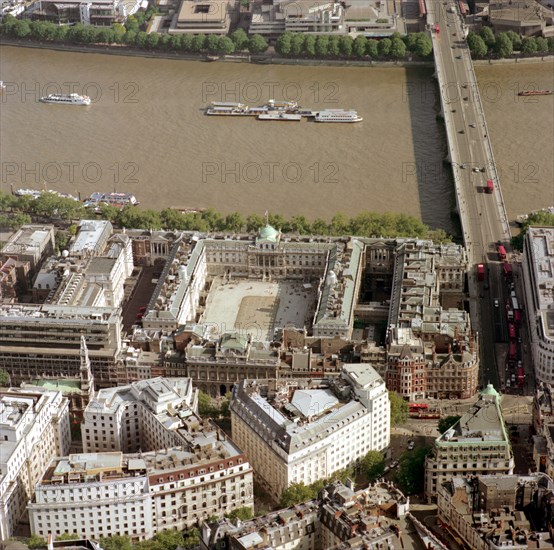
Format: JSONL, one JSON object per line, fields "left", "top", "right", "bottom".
{"left": 438, "top": 415, "right": 461, "bottom": 434}
{"left": 361, "top": 450, "right": 385, "bottom": 480}
{"left": 353, "top": 36, "right": 367, "bottom": 58}
{"left": 494, "top": 33, "right": 513, "bottom": 58}
{"left": 13, "top": 19, "right": 31, "bottom": 38}
{"left": 231, "top": 28, "right": 249, "bottom": 51}
{"left": 390, "top": 36, "right": 407, "bottom": 59}
{"left": 190, "top": 33, "right": 206, "bottom": 52}
{"left": 506, "top": 30, "right": 522, "bottom": 51}
{"left": 0, "top": 370, "right": 11, "bottom": 386}
{"left": 303, "top": 35, "right": 316, "bottom": 57}
{"left": 280, "top": 482, "right": 316, "bottom": 507}
{"left": 246, "top": 213, "right": 265, "bottom": 233}
{"left": 99, "top": 536, "right": 132, "bottom": 550}
{"left": 289, "top": 215, "right": 311, "bottom": 234}
{"left": 389, "top": 391, "right": 408, "bottom": 426}
{"left": 97, "top": 28, "right": 116, "bottom": 44}
{"left": 315, "top": 35, "right": 329, "bottom": 57}
{"left": 548, "top": 36, "right": 554, "bottom": 53}
{"left": 276, "top": 31, "right": 293, "bottom": 56}
{"left": 414, "top": 33, "right": 432, "bottom": 57}
{"left": 27, "top": 535, "right": 47, "bottom": 549}
{"left": 146, "top": 32, "right": 160, "bottom": 49}
{"left": 125, "top": 15, "right": 139, "bottom": 32}
{"left": 216, "top": 36, "right": 235, "bottom": 54}
{"left": 467, "top": 32, "right": 488, "bottom": 58}
{"left": 328, "top": 36, "right": 340, "bottom": 57}
{"left": 198, "top": 390, "right": 217, "bottom": 416}
{"left": 158, "top": 33, "right": 172, "bottom": 50}
{"left": 395, "top": 447, "right": 430, "bottom": 495}
{"left": 339, "top": 35, "right": 353, "bottom": 57}
{"left": 377, "top": 38, "right": 392, "bottom": 57}
{"left": 135, "top": 31, "right": 149, "bottom": 49}
{"left": 366, "top": 39, "right": 378, "bottom": 58}
{"left": 479, "top": 26, "right": 495, "bottom": 48}
{"left": 248, "top": 34, "right": 268, "bottom": 54}
{"left": 181, "top": 33, "right": 193, "bottom": 51}
{"left": 226, "top": 506, "right": 254, "bottom": 522}
{"left": 535, "top": 37, "right": 548, "bottom": 53}
{"left": 205, "top": 33, "right": 219, "bottom": 53}
{"left": 521, "top": 37, "right": 537, "bottom": 54}
{"left": 181, "top": 528, "right": 200, "bottom": 549}
{"left": 223, "top": 212, "right": 244, "bottom": 232}
{"left": 290, "top": 33, "right": 306, "bottom": 56}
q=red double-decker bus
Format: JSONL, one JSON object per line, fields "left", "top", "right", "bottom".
{"left": 409, "top": 403, "right": 428, "bottom": 412}
{"left": 497, "top": 245, "right": 507, "bottom": 260}
{"left": 477, "top": 263, "right": 485, "bottom": 281}
{"left": 508, "top": 323, "right": 516, "bottom": 340}
{"left": 503, "top": 262, "right": 513, "bottom": 280}
{"left": 508, "top": 341, "right": 517, "bottom": 361}
{"left": 486, "top": 179, "right": 494, "bottom": 194}
{"left": 517, "top": 367, "right": 525, "bottom": 387}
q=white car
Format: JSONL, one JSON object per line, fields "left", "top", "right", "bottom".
{"left": 407, "top": 441, "right": 415, "bottom": 451}
{"left": 390, "top": 460, "right": 399, "bottom": 469}
{"left": 494, "top": 299, "right": 499, "bottom": 307}
{"left": 472, "top": 167, "right": 480, "bottom": 173}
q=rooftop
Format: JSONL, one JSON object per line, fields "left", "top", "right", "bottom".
{"left": 437, "top": 387, "right": 509, "bottom": 445}
{"left": 526, "top": 227, "right": 554, "bottom": 338}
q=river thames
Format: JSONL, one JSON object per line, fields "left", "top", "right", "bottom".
{"left": 1, "top": 46, "right": 552, "bottom": 232}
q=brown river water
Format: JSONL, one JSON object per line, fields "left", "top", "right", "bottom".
{"left": 0, "top": 46, "right": 552, "bottom": 232}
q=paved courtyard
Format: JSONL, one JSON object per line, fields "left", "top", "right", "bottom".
{"left": 202, "top": 277, "right": 318, "bottom": 341}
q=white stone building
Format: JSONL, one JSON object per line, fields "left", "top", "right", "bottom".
{"left": 522, "top": 226, "right": 554, "bottom": 385}
{"left": 29, "top": 435, "right": 253, "bottom": 540}
{"left": 81, "top": 377, "right": 197, "bottom": 453}
{"left": 230, "top": 363, "right": 390, "bottom": 501}
{"left": 0, "top": 388, "right": 70, "bottom": 539}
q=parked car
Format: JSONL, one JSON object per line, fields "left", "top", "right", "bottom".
{"left": 407, "top": 441, "right": 415, "bottom": 451}
{"left": 390, "top": 460, "right": 399, "bottom": 469}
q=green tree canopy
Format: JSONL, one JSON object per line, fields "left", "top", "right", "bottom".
{"left": 479, "top": 26, "right": 496, "bottom": 48}
{"left": 361, "top": 450, "right": 385, "bottom": 480}
{"left": 248, "top": 34, "right": 268, "bottom": 54}
{"left": 438, "top": 415, "right": 461, "bottom": 434}
{"left": 275, "top": 31, "right": 293, "bottom": 55}
{"left": 217, "top": 36, "right": 235, "bottom": 54}
{"left": 226, "top": 506, "right": 254, "bottom": 522}
{"left": 279, "top": 482, "right": 316, "bottom": 507}
{"left": 290, "top": 33, "right": 306, "bottom": 56}
{"left": 389, "top": 391, "right": 408, "bottom": 426}
{"left": 99, "top": 536, "right": 132, "bottom": 550}
{"left": 303, "top": 35, "right": 316, "bottom": 57}
{"left": 467, "top": 32, "right": 488, "bottom": 58}
{"left": 231, "top": 28, "right": 249, "bottom": 50}
{"left": 395, "top": 447, "right": 431, "bottom": 495}
{"left": 494, "top": 33, "right": 513, "bottom": 57}
{"left": 377, "top": 38, "right": 392, "bottom": 57}
{"left": 353, "top": 36, "right": 367, "bottom": 58}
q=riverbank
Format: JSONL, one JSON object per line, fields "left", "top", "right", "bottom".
{"left": 0, "top": 38, "right": 435, "bottom": 67}
{"left": 3, "top": 38, "right": 552, "bottom": 67}
{"left": 473, "top": 55, "right": 554, "bottom": 65}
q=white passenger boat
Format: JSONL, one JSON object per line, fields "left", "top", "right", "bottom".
{"left": 40, "top": 93, "right": 91, "bottom": 106}
{"left": 87, "top": 192, "right": 139, "bottom": 206}
{"left": 258, "top": 112, "right": 302, "bottom": 121}
{"left": 315, "top": 109, "right": 363, "bottom": 123}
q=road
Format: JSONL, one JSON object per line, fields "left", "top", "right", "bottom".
{"left": 426, "top": 1, "right": 513, "bottom": 389}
